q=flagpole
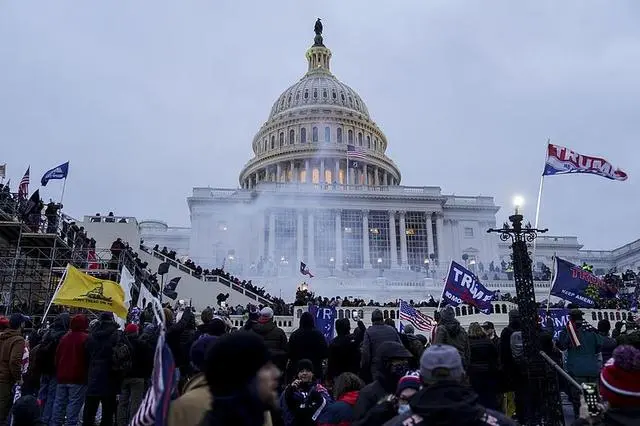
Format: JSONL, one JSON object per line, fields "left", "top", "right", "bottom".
{"left": 42, "top": 265, "right": 68, "bottom": 324}
{"left": 532, "top": 138, "right": 550, "bottom": 262}
{"left": 59, "top": 177, "right": 67, "bottom": 205}
{"left": 545, "top": 254, "right": 556, "bottom": 313}
{"left": 435, "top": 259, "right": 452, "bottom": 311}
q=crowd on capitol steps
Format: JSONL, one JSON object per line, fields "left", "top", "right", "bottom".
{"left": 0, "top": 300, "right": 634, "bottom": 426}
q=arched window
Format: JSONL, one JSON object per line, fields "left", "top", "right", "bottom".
{"left": 324, "top": 127, "right": 330, "bottom": 142}
{"left": 323, "top": 89, "right": 328, "bottom": 98}
{"left": 301, "top": 128, "right": 307, "bottom": 143}
{"left": 332, "top": 90, "right": 337, "bottom": 99}
{"left": 313, "top": 89, "right": 318, "bottom": 99}
{"left": 304, "top": 90, "right": 309, "bottom": 99}
{"left": 337, "top": 128, "right": 343, "bottom": 143}
{"left": 374, "top": 138, "right": 378, "bottom": 150}
{"left": 289, "top": 129, "right": 295, "bottom": 144}
{"left": 296, "top": 92, "right": 300, "bottom": 100}
{"left": 279, "top": 132, "right": 284, "bottom": 147}
{"left": 312, "top": 127, "right": 318, "bottom": 142}
{"left": 348, "top": 130, "right": 353, "bottom": 144}
{"left": 358, "top": 132, "right": 363, "bottom": 146}
{"left": 287, "top": 94, "right": 292, "bottom": 105}
{"left": 367, "top": 135, "right": 371, "bottom": 149}
{"left": 263, "top": 139, "right": 267, "bottom": 152}
{"left": 270, "top": 135, "right": 275, "bottom": 149}
{"left": 341, "top": 93, "right": 345, "bottom": 101}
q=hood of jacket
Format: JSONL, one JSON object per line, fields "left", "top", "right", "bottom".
{"left": 183, "top": 372, "right": 209, "bottom": 394}
{"left": 92, "top": 319, "right": 118, "bottom": 338}
{"left": 52, "top": 313, "right": 70, "bottom": 332}
{"left": 339, "top": 390, "right": 359, "bottom": 406}
{"left": 0, "top": 328, "right": 22, "bottom": 343}
{"left": 252, "top": 320, "right": 276, "bottom": 335}
{"left": 409, "top": 381, "right": 485, "bottom": 425}
{"left": 374, "top": 341, "right": 413, "bottom": 388}
{"left": 299, "top": 312, "right": 314, "bottom": 329}
{"left": 69, "top": 314, "right": 88, "bottom": 332}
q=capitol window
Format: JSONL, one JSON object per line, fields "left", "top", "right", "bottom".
{"left": 324, "top": 127, "right": 330, "bottom": 142}
{"left": 288, "top": 94, "right": 292, "bottom": 105}
{"left": 301, "top": 128, "right": 307, "bottom": 143}
{"left": 464, "top": 227, "right": 474, "bottom": 238}
{"left": 323, "top": 89, "right": 328, "bottom": 98}
{"left": 358, "top": 132, "right": 363, "bottom": 146}
{"left": 342, "top": 210, "right": 363, "bottom": 268}
{"left": 296, "top": 92, "right": 300, "bottom": 100}
{"left": 367, "top": 136, "right": 371, "bottom": 149}
{"left": 369, "top": 211, "right": 390, "bottom": 268}
{"left": 332, "top": 90, "right": 337, "bottom": 99}
{"left": 271, "top": 136, "right": 275, "bottom": 149}
{"left": 312, "top": 127, "right": 319, "bottom": 142}
{"left": 313, "top": 89, "right": 318, "bottom": 99}
{"left": 314, "top": 211, "right": 336, "bottom": 268}
{"left": 406, "top": 212, "right": 428, "bottom": 269}
{"left": 341, "top": 93, "right": 345, "bottom": 101}
{"left": 279, "top": 132, "right": 284, "bottom": 147}
{"left": 348, "top": 130, "right": 353, "bottom": 144}
{"left": 304, "top": 90, "right": 309, "bottom": 99}
{"left": 289, "top": 129, "right": 295, "bottom": 144}
{"left": 337, "top": 127, "right": 343, "bottom": 143}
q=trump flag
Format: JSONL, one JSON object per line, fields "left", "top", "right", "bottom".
{"left": 308, "top": 305, "right": 336, "bottom": 343}
{"left": 549, "top": 257, "right": 617, "bottom": 308}
{"left": 442, "top": 261, "right": 496, "bottom": 314}
{"left": 41, "top": 161, "right": 69, "bottom": 186}
{"left": 542, "top": 144, "right": 627, "bottom": 181}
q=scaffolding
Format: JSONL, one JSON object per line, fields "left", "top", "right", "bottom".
{"left": 0, "top": 206, "right": 121, "bottom": 315}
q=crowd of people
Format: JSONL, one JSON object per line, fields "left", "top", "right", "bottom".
{"left": 0, "top": 301, "right": 636, "bottom": 426}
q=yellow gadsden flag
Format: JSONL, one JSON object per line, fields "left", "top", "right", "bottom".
{"left": 53, "top": 264, "right": 128, "bottom": 319}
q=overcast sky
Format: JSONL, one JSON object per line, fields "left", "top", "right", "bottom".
{"left": 1, "top": 1, "right": 638, "bottom": 250}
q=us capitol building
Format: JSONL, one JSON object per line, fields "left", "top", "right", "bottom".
{"left": 137, "top": 23, "right": 640, "bottom": 301}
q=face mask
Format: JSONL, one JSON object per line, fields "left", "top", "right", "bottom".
{"left": 398, "top": 403, "right": 411, "bottom": 415}
{"left": 390, "top": 362, "right": 409, "bottom": 378}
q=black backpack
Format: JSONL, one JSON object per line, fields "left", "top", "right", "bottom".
{"left": 111, "top": 332, "right": 133, "bottom": 373}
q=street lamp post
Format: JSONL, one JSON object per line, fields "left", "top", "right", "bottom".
{"left": 423, "top": 258, "right": 430, "bottom": 277}
{"left": 329, "top": 257, "right": 335, "bottom": 276}
{"left": 487, "top": 197, "right": 563, "bottom": 425}
{"left": 377, "top": 257, "right": 383, "bottom": 277}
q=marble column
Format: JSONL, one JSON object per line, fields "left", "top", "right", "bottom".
{"left": 276, "top": 163, "right": 282, "bottom": 183}
{"left": 334, "top": 160, "right": 339, "bottom": 185}
{"left": 425, "top": 212, "right": 435, "bottom": 257}
{"left": 290, "top": 160, "right": 295, "bottom": 183}
{"left": 436, "top": 214, "right": 444, "bottom": 262}
{"left": 389, "top": 210, "right": 398, "bottom": 268}
{"left": 297, "top": 211, "right": 304, "bottom": 262}
{"left": 320, "top": 160, "right": 325, "bottom": 184}
{"left": 268, "top": 211, "right": 276, "bottom": 260}
{"left": 399, "top": 210, "right": 408, "bottom": 267}
{"left": 363, "top": 164, "right": 368, "bottom": 185}
{"left": 308, "top": 211, "right": 315, "bottom": 266}
{"left": 362, "top": 210, "right": 371, "bottom": 269}
{"left": 305, "top": 160, "right": 310, "bottom": 183}
{"left": 335, "top": 209, "right": 343, "bottom": 268}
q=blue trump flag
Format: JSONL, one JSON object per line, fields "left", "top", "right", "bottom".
{"left": 538, "top": 308, "right": 570, "bottom": 340}
{"left": 550, "top": 257, "right": 618, "bottom": 308}
{"left": 41, "top": 161, "right": 69, "bottom": 186}
{"left": 442, "top": 261, "right": 496, "bottom": 314}
{"left": 308, "top": 305, "right": 336, "bottom": 343}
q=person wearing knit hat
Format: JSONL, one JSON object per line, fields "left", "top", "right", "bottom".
{"left": 0, "top": 316, "right": 9, "bottom": 331}
{"left": 199, "top": 332, "right": 280, "bottom": 426}
{"left": 168, "top": 336, "right": 217, "bottom": 426}
{"left": 383, "top": 344, "right": 517, "bottom": 426}
{"left": 281, "top": 358, "right": 330, "bottom": 426}
{"left": 396, "top": 372, "right": 421, "bottom": 415}
{"left": 595, "top": 345, "right": 640, "bottom": 424}
{"left": 124, "top": 323, "right": 139, "bottom": 335}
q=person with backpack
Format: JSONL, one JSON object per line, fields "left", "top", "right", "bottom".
{"left": 0, "top": 314, "right": 26, "bottom": 425}
{"left": 433, "top": 307, "right": 470, "bottom": 367}
{"left": 116, "top": 324, "right": 147, "bottom": 426}
{"left": 37, "top": 313, "right": 69, "bottom": 425}
{"left": 499, "top": 309, "right": 524, "bottom": 422}
{"left": 83, "top": 312, "right": 120, "bottom": 426}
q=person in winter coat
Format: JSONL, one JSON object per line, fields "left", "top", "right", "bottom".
{"left": 200, "top": 332, "right": 280, "bottom": 426}
{"left": 360, "top": 309, "right": 402, "bottom": 383}
{"left": 352, "top": 341, "right": 413, "bottom": 423}
{"left": 466, "top": 322, "right": 500, "bottom": 411}
{"left": 117, "top": 324, "right": 148, "bottom": 426}
{"left": 251, "top": 307, "right": 288, "bottom": 376}
{"left": 327, "top": 319, "right": 361, "bottom": 382}
{"left": 384, "top": 344, "right": 517, "bottom": 426}
{"left": 572, "top": 345, "right": 640, "bottom": 426}
{"left": 51, "top": 314, "right": 89, "bottom": 426}
{"left": 167, "top": 308, "right": 196, "bottom": 381}
{"left": 557, "top": 309, "right": 603, "bottom": 419}
{"left": 398, "top": 325, "right": 424, "bottom": 362}
{"left": 0, "top": 313, "right": 26, "bottom": 425}
{"left": 597, "top": 319, "right": 617, "bottom": 366}
{"left": 168, "top": 335, "right": 217, "bottom": 426}
{"left": 316, "top": 372, "right": 364, "bottom": 426}
{"left": 499, "top": 308, "right": 524, "bottom": 420}
{"left": 37, "top": 312, "right": 70, "bottom": 425}
{"left": 287, "top": 312, "right": 328, "bottom": 382}
{"left": 83, "top": 312, "right": 120, "bottom": 426}
{"left": 433, "top": 306, "right": 470, "bottom": 367}
{"left": 280, "top": 359, "right": 331, "bottom": 426}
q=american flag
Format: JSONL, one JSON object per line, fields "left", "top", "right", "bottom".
{"left": 18, "top": 167, "right": 29, "bottom": 198}
{"left": 346, "top": 144, "right": 366, "bottom": 160}
{"left": 399, "top": 300, "right": 435, "bottom": 333}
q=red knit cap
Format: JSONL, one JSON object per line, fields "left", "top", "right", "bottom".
{"left": 124, "top": 323, "right": 139, "bottom": 334}
{"left": 0, "top": 316, "right": 9, "bottom": 328}
{"left": 599, "top": 345, "right": 640, "bottom": 407}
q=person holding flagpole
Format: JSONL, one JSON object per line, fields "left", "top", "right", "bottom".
{"left": 41, "top": 162, "right": 69, "bottom": 204}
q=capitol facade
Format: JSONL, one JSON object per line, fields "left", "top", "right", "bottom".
{"left": 138, "top": 25, "right": 640, "bottom": 301}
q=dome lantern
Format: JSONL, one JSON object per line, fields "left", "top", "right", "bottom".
{"left": 306, "top": 18, "right": 332, "bottom": 74}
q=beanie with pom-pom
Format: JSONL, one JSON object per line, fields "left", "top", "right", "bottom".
{"left": 599, "top": 345, "right": 640, "bottom": 407}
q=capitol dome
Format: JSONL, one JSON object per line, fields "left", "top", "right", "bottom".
{"left": 239, "top": 21, "right": 401, "bottom": 189}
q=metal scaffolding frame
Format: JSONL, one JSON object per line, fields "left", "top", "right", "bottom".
{"left": 0, "top": 211, "right": 121, "bottom": 315}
